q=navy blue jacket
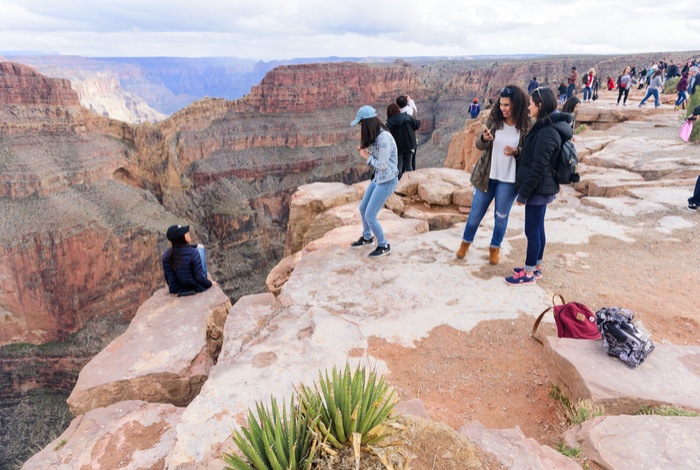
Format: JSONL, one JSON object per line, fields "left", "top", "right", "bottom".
{"left": 516, "top": 112, "right": 574, "bottom": 202}
{"left": 162, "top": 245, "right": 212, "bottom": 294}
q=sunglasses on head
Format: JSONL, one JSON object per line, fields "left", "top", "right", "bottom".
{"left": 532, "top": 87, "right": 544, "bottom": 100}
{"left": 500, "top": 87, "right": 514, "bottom": 96}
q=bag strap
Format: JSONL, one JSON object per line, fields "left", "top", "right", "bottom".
{"left": 531, "top": 294, "right": 566, "bottom": 344}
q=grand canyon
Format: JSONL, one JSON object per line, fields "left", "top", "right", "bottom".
{"left": 1, "top": 50, "right": 699, "bottom": 468}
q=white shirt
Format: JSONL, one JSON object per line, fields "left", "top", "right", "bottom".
{"left": 400, "top": 99, "right": 417, "bottom": 116}
{"left": 489, "top": 123, "right": 520, "bottom": 183}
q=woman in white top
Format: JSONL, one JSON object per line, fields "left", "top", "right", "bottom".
{"left": 457, "top": 85, "right": 531, "bottom": 265}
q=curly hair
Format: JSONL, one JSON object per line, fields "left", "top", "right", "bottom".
{"left": 488, "top": 84, "right": 531, "bottom": 133}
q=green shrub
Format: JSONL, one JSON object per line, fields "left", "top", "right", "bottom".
{"left": 299, "top": 364, "right": 396, "bottom": 449}
{"left": 685, "top": 90, "right": 700, "bottom": 143}
{"left": 223, "top": 396, "right": 316, "bottom": 470}
{"left": 638, "top": 405, "right": 699, "bottom": 417}
{"left": 574, "top": 124, "right": 587, "bottom": 135}
{"left": 664, "top": 77, "right": 680, "bottom": 94}
{"left": 555, "top": 442, "right": 583, "bottom": 458}
{"left": 568, "top": 399, "right": 605, "bottom": 425}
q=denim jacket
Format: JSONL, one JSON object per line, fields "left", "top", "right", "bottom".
{"left": 367, "top": 129, "right": 399, "bottom": 184}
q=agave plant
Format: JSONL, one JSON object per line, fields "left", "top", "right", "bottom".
{"left": 299, "top": 363, "right": 396, "bottom": 449}
{"left": 223, "top": 396, "right": 316, "bottom": 470}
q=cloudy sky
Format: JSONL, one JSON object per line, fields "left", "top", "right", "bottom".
{"left": 1, "top": 0, "right": 698, "bottom": 60}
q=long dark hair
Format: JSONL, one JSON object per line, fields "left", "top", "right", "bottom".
{"left": 360, "top": 116, "right": 389, "bottom": 149}
{"left": 488, "top": 84, "right": 530, "bottom": 133}
{"left": 530, "top": 87, "right": 558, "bottom": 121}
{"left": 561, "top": 96, "right": 580, "bottom": 114}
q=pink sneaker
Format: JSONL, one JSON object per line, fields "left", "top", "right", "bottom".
{"left": 504, "top": 269, "right": 536, "bottom": 286}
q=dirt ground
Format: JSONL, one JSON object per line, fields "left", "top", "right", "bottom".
{"left": 368, "top": 210, "right": 699, "bottom": 466}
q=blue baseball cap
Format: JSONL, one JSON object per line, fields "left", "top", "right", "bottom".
{"left": 351, "top": 105, "right": 377, "bottom": 126}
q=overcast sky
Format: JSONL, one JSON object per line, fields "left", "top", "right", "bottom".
{"left": 1, "top": 0, "right": 698, "bottom": 60}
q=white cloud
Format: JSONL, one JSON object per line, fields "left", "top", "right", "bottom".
{"left": 0, "top": 0, "right": 698, "bottom": 59}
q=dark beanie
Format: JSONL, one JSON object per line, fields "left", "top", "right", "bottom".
{"left": 166, "top": 225, "right": 189, "bottom": 244}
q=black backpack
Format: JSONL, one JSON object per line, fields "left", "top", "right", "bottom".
{"left": 595, "top": 307, "right": 655, "bottom": 368}
{"left": 551, "top": 138, "right": 580, "bottom": 184}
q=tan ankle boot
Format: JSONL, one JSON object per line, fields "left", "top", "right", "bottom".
{"left": 489, "top": 247, "right": 499, "bottom": 265}
{"left": 456, "top": 241, "right": 470, "bottom": 259}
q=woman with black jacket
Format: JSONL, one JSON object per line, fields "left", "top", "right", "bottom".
{"left": 386, "top": 103, "right": 420, "bottom": 178}
{"left": 162, "top": 225, "right": 213, "bottom": 296}
{"left": 505, "top": 87, "right": 573, "bottom": 286}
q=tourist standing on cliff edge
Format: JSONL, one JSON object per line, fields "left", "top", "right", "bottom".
{"left": 163, "top": 225, "right": 213, "bottom": 296}
{"left": 386, "top": 103, "right": 420, "bottom": 179}
{"left": 350, "top": 105, "right": 399, "bottom": 258}
{"left": 616, "top": 66, "right": 632, "bottom": 106}
{"left": 505, "top": 87, "right": 573, "bottom": 285}
{"left": 566, "top": 67, "right": 578, "bottom": 99}
{"left": 457, "top": 85, "right": 530, "bottom": 265}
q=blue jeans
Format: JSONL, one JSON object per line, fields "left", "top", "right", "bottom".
{"left": 524, "top": 204, "right": 548, "bottom": 270}
{"left": 689, "top": 175, "right": 700, "bottom": 205}
{"left": 675, "top": 91, "right": 688, "bottom": 107}
{"left": 566, "top": 84, "right": 575, "bottom": 99}
{"left": 583, "top": 86, "right": 592, "bottom": 100}
{"left": 461, "top": 179, "right": 518, "bottom": 248}
{"left": 359, "top": 178, "right": 398, "bottom": 247}
{"left": 639, "top": 88, "right": 659, "bottom": 106}
{"left": 196, "top": 245, "right": 208, "bottom": 278}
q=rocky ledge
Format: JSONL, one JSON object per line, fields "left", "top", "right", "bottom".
{"left": 24, "top": 94, "right": 700, "bottom": 470}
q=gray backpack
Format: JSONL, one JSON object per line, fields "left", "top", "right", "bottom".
{"left": 595, "top": 307, "right": 654, "bottom": 368}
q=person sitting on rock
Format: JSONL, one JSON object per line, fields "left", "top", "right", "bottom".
{"left": 163, "top": 225, "right": 212, "bottom": 296}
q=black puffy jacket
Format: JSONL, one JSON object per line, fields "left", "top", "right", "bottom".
{"left": 162, "top": 245, "right": 212, "bottom": 294}
{"left": 516, "top": 112, "right": 574, "bottom": 201}
{"left": 386, "top": 112, "right": 420, "bottom": 152}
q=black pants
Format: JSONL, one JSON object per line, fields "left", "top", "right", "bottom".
{"left": 617, "top": 87, "right": 630, "bottom": 104}
{"left": 398, "top": 149, "right": 415, "bottom": 179}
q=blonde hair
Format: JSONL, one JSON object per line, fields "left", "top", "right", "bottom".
{"left": 588, "top": 68, "right": 595, "bottom": 75}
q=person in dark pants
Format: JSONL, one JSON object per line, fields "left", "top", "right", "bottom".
{"left": 163, "top": 225, "right": 213, "bottom": 296}
{"left": 566, "top": 67, "right": 578, "bottom": 99}
{"left": 386, "top": 103, "right": 420, "bottom": 179}
{"left": 505, "top": 87, "right": 573, "bottom": 285}
{"left": 687, "top": 106, "right": 700, "bottom": 211}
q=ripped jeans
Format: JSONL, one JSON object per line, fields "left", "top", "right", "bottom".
{"left": 461, "top": 179, "right": 518, "bottom": 248}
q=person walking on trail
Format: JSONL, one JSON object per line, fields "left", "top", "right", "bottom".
{"left": 582, "top": 69, "right": 595, "bottom": 102}
{"left": 386, "top": 103, "right": 420, "bottom": 179}
{"left": 163, "top": 225, "right": 213, "bottom": 296}
{"left": 528, "top": 77, "right": 539, "bottom": 95}
{"left": 616, "top": 66, "right": 632, "bottom": 106}
{"left": 350, "top": 105, "right": 399, "bottom": 258}
{"left": 567, "top": 67, "right": 578, "bottom": 99}
{"left": 639, "top": 67, "right": 662, "bottom": 108}
{"left": 505, "top": 87, "right": 573, "bottom": 286}
{"left": 456, "top": 85, "right": 531, "bottom": 265}
{"left": 675, "top": 72, "right": 689, "bottom": 109}
{"left": 468, "top": 97, "right": 481, "bottom": 119}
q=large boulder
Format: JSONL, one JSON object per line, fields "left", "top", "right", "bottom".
{"left": 543, "top": 337, "right": 700, "bottom": 415}
{"left": 459, "top": 420, "right": 581, "bottom": 470}
{"left": 23, "top": 400, "right": 183, "bottom": 470}
{"left": 66, "top": 286, "right": 231, "bottom": 416}
{"left": 285, "top": 182, "right": 359, "bottom": 255}
{"left": 563, "top": 415, "right": 700, "bottom": 470}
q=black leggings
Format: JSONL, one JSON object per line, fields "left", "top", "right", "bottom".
{"left": 397, "top": 150, "right": 414, "bottom": 179}
{"left": 617, "top": 87, "right": 630, "bottom": 104}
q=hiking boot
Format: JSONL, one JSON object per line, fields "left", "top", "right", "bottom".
{"left": 368, "top": 244, "right": 391, "bottom": 258}
{"left": 504, "top": 269, "right": 536, "bottom": 286}
{"left": 513, "top": 266, "right": 543, "bottom": 279}
{"left": 688, "top": 202, "right": 698, "bottom": 211}
{"left": 456, "top": 241, "right": 470, "bottom": 259}
{"left": 351, "top": 236, "right": 374, "bottom": 247}
{"left": 489, "top": 247, "right": 499, "bottom": 265}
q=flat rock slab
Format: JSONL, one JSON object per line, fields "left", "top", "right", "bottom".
{"left": 23, "top": 400, "right": 183, "bottom": 470}
{"left": 459, "top": 420, "right": 581, "bottom": 470}
{"left": 563, "top": 415, "right": 700, "bottom": 470}
{"left": 67, "top": 286, "right": 231, "bottom": 416}
{"left": 543, "top": 337, "right": 700, "bottom": 415}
